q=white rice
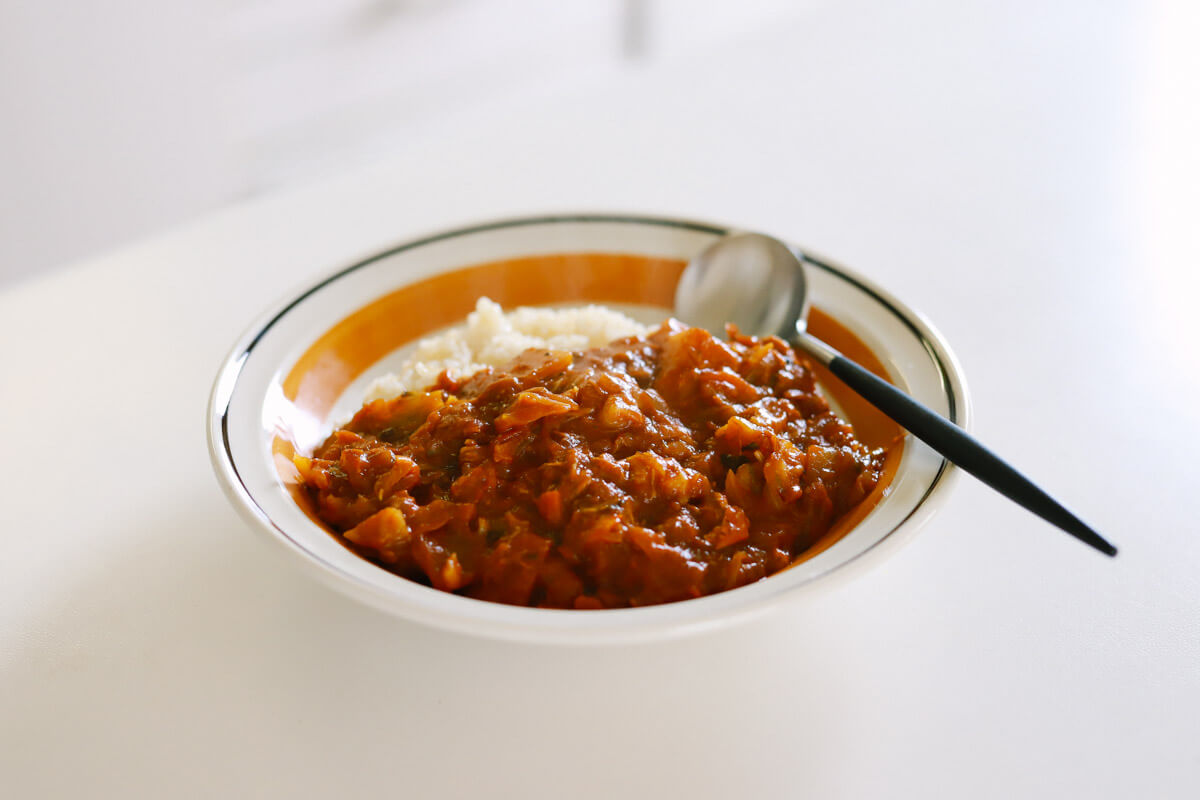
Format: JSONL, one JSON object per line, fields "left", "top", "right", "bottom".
{"left": 365, "top": 297, "right": 650, "bottom": 400}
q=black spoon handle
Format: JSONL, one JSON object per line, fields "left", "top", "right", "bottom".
{"left": 796, "top": 334, "right": 1117, "bottom": 557}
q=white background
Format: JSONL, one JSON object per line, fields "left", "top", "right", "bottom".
{"left": 0, "top": 0, "right": 806, "bottom": 285}
{"left": 2, "top": 1, "right": 1198, "bottom": 797}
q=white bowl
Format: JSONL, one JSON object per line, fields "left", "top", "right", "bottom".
{"left": 207, "top": 214, "right": 968, "bottom": 644}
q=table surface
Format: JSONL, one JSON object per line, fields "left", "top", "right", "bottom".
{"left": 3, "top": 1, "right": 1198, "bottom": 797}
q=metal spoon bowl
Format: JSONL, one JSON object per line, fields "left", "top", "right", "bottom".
{"left": 675, "top": 232, "right": 1117, "bottom": 557}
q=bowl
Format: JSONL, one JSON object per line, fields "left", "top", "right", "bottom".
{"left": 207, "top": 213, "right": 968, "bottom": 643}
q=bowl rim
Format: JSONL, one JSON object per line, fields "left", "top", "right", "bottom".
{"left": 206, "top": 212, "right": 970, "bottom": 643}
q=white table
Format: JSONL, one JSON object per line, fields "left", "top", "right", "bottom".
{"left": 3, "top": 2, "right": 1198, "bottom": 797}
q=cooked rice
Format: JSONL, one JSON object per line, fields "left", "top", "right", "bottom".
{"left": 365, "top": 297, "right": 649, "bottom": 400}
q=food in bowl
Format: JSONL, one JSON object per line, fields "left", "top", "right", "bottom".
{"left": 294, "top": 299, "right": 890, "bottom": 609}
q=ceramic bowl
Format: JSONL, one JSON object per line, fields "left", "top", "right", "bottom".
{"left": 207, "top": 214, "right": 968, "bottom": 643}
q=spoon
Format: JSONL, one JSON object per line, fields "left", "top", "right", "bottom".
{"left": 675, "top": 232, "right": 1117, "bottom": 557}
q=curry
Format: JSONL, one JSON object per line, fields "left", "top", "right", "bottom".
{"left": 295, "top": 321, "right": 885, "bottom": 608}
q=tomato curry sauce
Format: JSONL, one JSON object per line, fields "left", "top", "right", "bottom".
{"left": 295, "top": 322, "right": 886, "bottom": 609}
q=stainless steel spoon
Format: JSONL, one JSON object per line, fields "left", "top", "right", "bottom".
{"left": 675, "top": 232, "right": 1117, "bottom": 557}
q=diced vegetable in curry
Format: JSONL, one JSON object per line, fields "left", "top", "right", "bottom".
{"left": 296, "top": 322, "right": 885, "bottom": 608}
